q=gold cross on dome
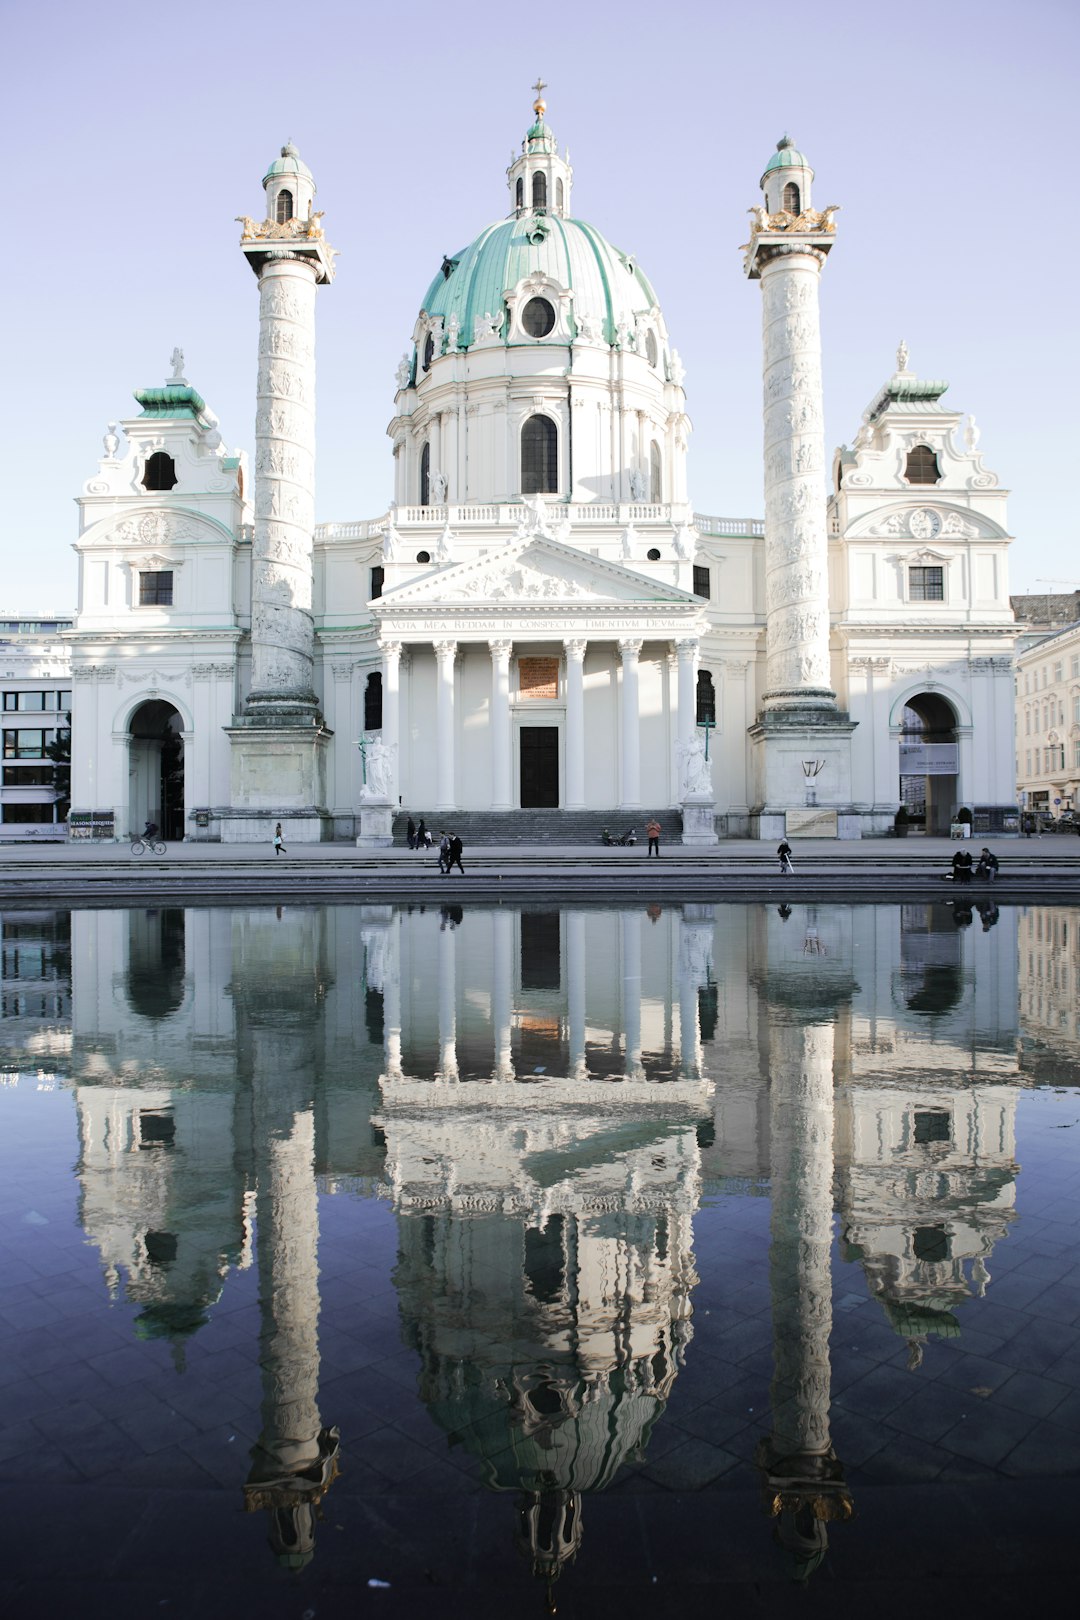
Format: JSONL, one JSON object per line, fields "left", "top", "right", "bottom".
{"left": 532, "top": 77, "right": 547, "bottom": 102}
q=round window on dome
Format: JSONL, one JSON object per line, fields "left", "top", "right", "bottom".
{"left": 647, "top": 547, "right": 661, "bottom": 561}
{"left": 522, "top": 297, "right": 556, "bottom": 338}
{"left": 416, "top": 550, "right": 431, "bottom": 564}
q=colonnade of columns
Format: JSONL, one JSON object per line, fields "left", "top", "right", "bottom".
{"left": 374, "top": 632, "right": 703, "bottom": 812}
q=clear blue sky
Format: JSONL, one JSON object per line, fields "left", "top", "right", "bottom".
{"left": 3, "top": 0, "right": 1076, "bottom": 610}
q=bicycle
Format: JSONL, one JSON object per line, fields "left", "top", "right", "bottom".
{"left": 130, "top": 838, "right": 167, "bottom": 855}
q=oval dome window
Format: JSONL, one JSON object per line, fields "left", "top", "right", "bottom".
{"left": 416, "top": 550, "right": 431, "bottom": 564}
{"left": 522, "top": 297, "right": 556, "bottom": 338}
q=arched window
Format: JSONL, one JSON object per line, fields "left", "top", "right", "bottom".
{"left": 521, "top": 415, "right": 558, "bottom": 494}
{"left": 276, "top": 189, "right": 294, "bottom": 224}
{"left": 364, "top": 672, "right": 383, "bottom": 730}
{"left": 515, "top": 177, "right": 524, "bottom": 210}
{"left": 422, "top": 331, "right": 434, "bottom": 372}
{"left": 904, "top": 445, "right": 941, "bottom": 484}
{"left": 532, "top": 171, "right": 547, "bottom": 211}
{"left": 420, "top": 442, "right": 430, "bottom": 506}
{"left": 650, "top": 441, "right": 662, "bottom": 503}
{"left": 142, "top": 452, "right": 177, "bottom": 491}
{"left": 645, "top": 328, "right": 658, "bottom": 368}
{"left": 782, "top": 181, "right": 800, "bottom": 214}
{"left": 696, "top": 669, "right": 716, "bottom": 724}
{"left": 556, "top": 178, "right": 564, "bottom": 212}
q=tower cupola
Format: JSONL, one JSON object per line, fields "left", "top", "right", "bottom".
{"left": 262, "top": 141, "right": 317, "bottom": 226}
{"left": 760, "top": 134, "right": 814, "bottom": 217}
{"left": 506, "top": 80, "right": 573, "bottom": 218}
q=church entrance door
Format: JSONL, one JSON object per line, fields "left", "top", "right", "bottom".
{"left": 520, "top": 727, "right": 559, "bottom": 808}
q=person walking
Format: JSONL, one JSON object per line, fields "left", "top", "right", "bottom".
{"left": 646, "top": 816, "right": 661, "bottom": 858}
{"left": 406, "top": 816, "right": 417, "bottom": 850}
{"left": 416, "top": 818, "right": 429, "bottom": 852}
{"left": 445, "top": 832, "right": 465, "bottom": 875}
{"left": 273, "top": 822, "right": 287, "bottom": 856}
{"left": 437, "top": 831, "right": 451, "bottom": 873}
{"left": 778, "top": 840, "right": 794, "bottom": 875}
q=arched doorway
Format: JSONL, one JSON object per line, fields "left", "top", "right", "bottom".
{"left": 898, "top": 693, "right": 959, "bottom": 836}
{"left": 129, "top": 701, "right": 185, "bottom": 840}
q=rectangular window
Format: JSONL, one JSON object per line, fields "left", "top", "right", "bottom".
{"left": 1072, "top": 656, "right": 1080, "bottom": 678}
{"left": 2, "top": 729, "right": 51, "bottom": 759}
{"left": 0, "top": 802, "right": 55, "bottom": 823}
{"left": 692, "top": 564, "right": 711, "bottom": 599}
{"left": 909, "top": 566, "right": 944, "bottom": 601}
{"left": 914, "top": 1110, "right": 951, "bottom": 1145}
{"left": 2, "top": 765, "right": 54, "bottom": 785}
{"left": 1025, "top": 710, "right": 1031, "bottom": 734}
{"left": 1054, "top": 662, "right": 1064, "bottom": 682}
{"left": 139, "top": 570, "right": 174, "bottom": 606}
{"left": 1074, "top": 742, "right": 1080, "bottom": 769}
{"left": 2, "top": 691, "right": 48, "bottom": 711}
{"left": 1026, "top": 750, "right": 1031, "bottom": 774}
{"left": 370, "top": 565, "right": 385, "bottom": 600}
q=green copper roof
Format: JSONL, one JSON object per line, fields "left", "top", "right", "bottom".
{"left": 134, "top": 384, "right": 207, "bottom": 419}
{"left": 262, "top": 141, "right": 314, "bottom": 187}
{"left": 761, "top": 134, "right": 813, "bottom": 183}
{"left": 418, "top": 213, "right": 661, "bottom": 351}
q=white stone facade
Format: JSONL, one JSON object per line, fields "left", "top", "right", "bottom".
{"left": 55, "top": 113, "right": 1018, "bottom": 841}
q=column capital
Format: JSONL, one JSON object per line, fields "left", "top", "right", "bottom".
{"left": 618, "top": 637, "right": 643, "bottom": 661}
{"left": 488, "top": 639, "right": 513, "bottom": 663}
{"left": 378, "top": 637, "right": 403, "bottom": 664}
{"left": 434, "top": 639, "right": 458, "bottom": 663}
{"left": 564, "top": 638, "right": 588, "bottom": 662}
{"left": 675, "top": 637, "right": 699, "bottom": 660}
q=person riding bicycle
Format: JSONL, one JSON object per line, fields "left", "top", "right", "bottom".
{"left": 143, "top": 820, "right": 159, "bottom": 841}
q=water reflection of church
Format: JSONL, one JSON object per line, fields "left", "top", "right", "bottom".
{"left": 0, "top": 896, "right": 1046, "bottom": 1588}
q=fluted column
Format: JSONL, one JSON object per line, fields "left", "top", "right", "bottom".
{"left": 676, "top": 638, "right": 698, "bottom": 750}
{"left": 489, "top": 640, "right": 513, "bottom": 810}
{"left": 564, "top": 639, "right": 587, "bottom": 810}
{"left": 384, "top": 912, "right": 403, "bottom": 1081}
{"left": 435, "top": 640, "right": 457, "bottom": 811}
{"left": 619, "top": 638, "right": 642, "bottom": 810}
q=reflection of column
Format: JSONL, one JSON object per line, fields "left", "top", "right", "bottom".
{"left": 621, "top": 910, "right": 643, "bottom": 1080}
{"left": 566, "top": 909, "right": 587, "bottom": 1079}
{"left": 492, "top": 909, "right": 514, "bottom": 1081}
{"left": 758, "top": 1018, "right": 851, "bottom": 1577}
{"left": 489, "top": 640, "right": 513, "bottom": 810}
{"left": 678, "top": 915, "right": 704, "bottom": 1079}
{"left": 384, "top": 912, "right": 403, "bottom": 1080}
{"left": 438, "top": 914, "right": 458, "bottom": 1080}
{"left": 435, "top": 640, "right": 457, "bottom": 811}
{"left": 381, "top": 640, "right": 401, "bottom": 799}
{"left": 564, "top": 640, "right": 587, "bottom": 810}
{"left": 619, "top": 639, "right": 642, "bottom": 810}
{"left": 244, "top": 1058, "right": 339, "bottom": 1566}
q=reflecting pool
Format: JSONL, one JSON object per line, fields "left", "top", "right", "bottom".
{"left": 2, "top": 900, "right": 1079, "bottom": 1614}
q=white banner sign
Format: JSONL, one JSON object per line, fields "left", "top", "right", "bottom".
{"left": 899, "top": 742, "right": 958, "bottom": 775}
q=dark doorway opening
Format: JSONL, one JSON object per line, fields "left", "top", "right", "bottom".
{"left": 520, "top": 726, "right": 559, "bottom": 807}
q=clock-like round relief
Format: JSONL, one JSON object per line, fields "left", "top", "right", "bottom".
{"left": 909, "top": 508, "right": 942, "bottom": 539}
{"left": 521, "top": 296, "right": 556, "bottom": 338}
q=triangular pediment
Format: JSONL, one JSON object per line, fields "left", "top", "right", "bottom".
{"left": 375, "top": 536, "right": 700, "bottom": 611}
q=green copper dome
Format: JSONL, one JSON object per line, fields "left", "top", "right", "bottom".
{"left": 417, "top": 212, "right": 661, "bottom": 352}
{"left": 761, "top": 134, "right": 813, "bottom": 185}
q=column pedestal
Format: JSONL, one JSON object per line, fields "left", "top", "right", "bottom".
{"left": 220, "top": 725, "right": 333, "bottom": 843}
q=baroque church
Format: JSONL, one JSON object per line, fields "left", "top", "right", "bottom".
{"left": 65, "top": 92, "right": 1018, "bottom": 842}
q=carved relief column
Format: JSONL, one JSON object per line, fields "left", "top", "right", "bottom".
{"left": 489, "top": 640, "right": 513, "bottom": 810}
{"left": 619, "top": 638, "right": 643, "bottom": 811}
{"left": 435, "top": 640, "right": 457, "bottom": 812}
{"left": 564, "top": 639, "right": 587, "bottom": 810}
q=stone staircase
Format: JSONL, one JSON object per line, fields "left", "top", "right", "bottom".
{"left": 392, "top": 809, "right": 686, "bottom": 847}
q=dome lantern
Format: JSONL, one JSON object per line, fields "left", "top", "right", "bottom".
{"left": 261, "top": 140, "right": 317, "bottom": 228}
{"left": 760, "top": 134, "right": 814, "bottom": 217}
{"left": 507, "top": 80, "right": 573, "bottom": 219}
